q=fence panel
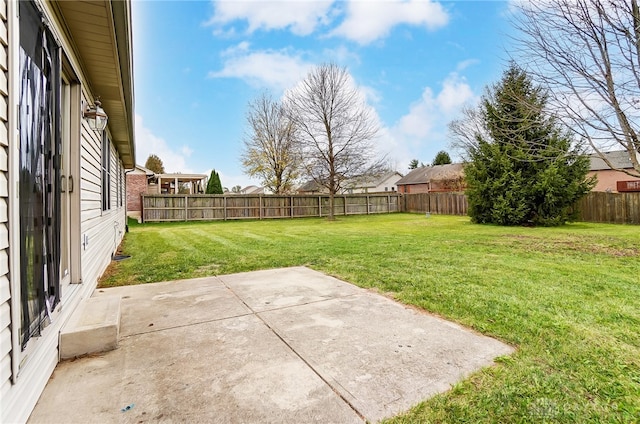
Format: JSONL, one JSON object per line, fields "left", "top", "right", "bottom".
{"left": 576, "top": 192, "right": 640, "bottom": 224}
{"left": 141, "top": 192, "right": 637, "bottom": 224}
{"left": 402, "top": 193, "right": 468, "bottom": 216}
{"left": 142, "top": 194, "right": 402, "bottom": 222}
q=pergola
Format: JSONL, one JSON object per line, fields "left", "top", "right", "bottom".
{"left": 155, "top": 173, "right": 207, "bottom": 194}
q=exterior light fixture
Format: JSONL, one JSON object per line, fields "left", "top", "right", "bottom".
{"left": 83, "top": 99, "right": 108, "bottom": 132}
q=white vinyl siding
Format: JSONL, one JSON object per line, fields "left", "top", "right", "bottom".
{"left": 80, "top": 110, "right": 126, "bottom": 286}
{"left": 0, "top": 0, "right": 11, "bottom": 406}
{"left": 1, "top": 1, "right": 129, "bottom": 421}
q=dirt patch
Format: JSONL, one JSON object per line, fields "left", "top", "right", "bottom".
{"left": 496, "top": 235, "right": 639, "bottom": 257}
{"left": 193, "top": 263, "right": 221, "bottom": 277}
{"left": 97, "top": 261, "right": 120, "bottom": 287}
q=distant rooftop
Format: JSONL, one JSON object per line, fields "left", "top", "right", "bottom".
{"left": 396, "top": 163, "right": 464, "bottom": 185}
{"left": 589, "top": 151, "right": 636, "bottom": 171}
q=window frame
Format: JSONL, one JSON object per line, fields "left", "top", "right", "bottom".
{"left": 101, "top": 131, "right": 111, "bottom": 211}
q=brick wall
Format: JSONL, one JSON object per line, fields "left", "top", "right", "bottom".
{"left": 126, "top": 174, "right": 147, "bottom": 213}
{"left": 398, "top": 184, "right": 431, "bottom": 194}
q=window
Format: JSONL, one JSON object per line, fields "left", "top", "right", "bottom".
{"left": 117, "top": 162, "right": 123, "bottom": 207}
{"left": 102, "top": 132, "right": 111, "bottom": 210}
{"left": 385, "top": 187, "right": 388, "bottom": 191}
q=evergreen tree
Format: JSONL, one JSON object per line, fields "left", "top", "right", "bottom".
{"left": 432, "top": 150, "right": 452, "bottom": 166}
{"left": 206, "top": 169, "right": 223, "bottom": 194}
{"left": 145, "top": 154, "right": 165, "bottom": 174}
{"left": 453, "top": 64, "right": 594, "bottom": 226}
{"left": 408, "top": 159, "right": 420, "bottom": 170}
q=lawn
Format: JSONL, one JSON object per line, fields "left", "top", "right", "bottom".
{"left": 101, "top": 213, "right": 640, "bottom": 423}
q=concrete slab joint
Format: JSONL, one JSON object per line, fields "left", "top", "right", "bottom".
{"left": 59, "top": 295, "right": 121, "bottom": 359}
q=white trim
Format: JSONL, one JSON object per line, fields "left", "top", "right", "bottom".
{"left": 7, "top": 0, "right": 20, "bottom": 386}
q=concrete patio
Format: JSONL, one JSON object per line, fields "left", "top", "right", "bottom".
{"left": 29, "top": 267, "right": 513, "bottom": 423}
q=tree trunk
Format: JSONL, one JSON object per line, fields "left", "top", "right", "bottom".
{"left": 328, "top": 192, "right": 335, "bottom": 221}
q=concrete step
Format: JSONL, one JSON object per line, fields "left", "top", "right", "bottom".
{"left": 59, "top": 295, "right": 121, "bottom": 359}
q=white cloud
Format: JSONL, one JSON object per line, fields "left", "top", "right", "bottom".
{"left": 209, "top": 45, "right": 312, "bottom": 92}
{"left": 456, "top": 59, "right": 479, "bottom": 72}
{"left": 135, "top": 114, "right": 193, "bottom": 173}
{"left": 331, "top": 0, "right": 449, "bottom": 45}
{"left": 387, "top": 71, "right": 477, "bottom": 167}
{"left": 436, "top": 73, "right": 475, "bottom": 113}
{"left": 208, "top": 0, "right": 336, "bottom": 36}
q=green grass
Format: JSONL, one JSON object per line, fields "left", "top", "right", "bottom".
{"left": 102, "top": 214, "right": 640, "bottom": 423}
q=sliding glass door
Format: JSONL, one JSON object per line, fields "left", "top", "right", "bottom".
{"left": 18, "top": 0, "right": 62, "bottom": 348}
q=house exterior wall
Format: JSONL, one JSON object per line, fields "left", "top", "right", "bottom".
{"left": 370, "top": 173, "right": 402, "bottom": 193}
{"left": 126, "top": 173, "right": 147, "bottom": 216}
{"left": 397, "top": 183, "right": 431, "bottom": 194}
{"left": 1, "top": 2, "right": 131, "bottom": 423}
{"left": 346, "top": 173, "right": 402, "bottom": 194}
{"left": 588, "top": 169, "right": 640, "bottom": 193}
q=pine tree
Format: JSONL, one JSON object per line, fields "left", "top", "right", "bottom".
{"left": 206, "top": 169, "right": 223, "bottom": 194}
{"left": 432, "top": 151, "right": 452, "bottom": 166}
{"left": 459, "top": 64, "right": 594, "bottom": 226}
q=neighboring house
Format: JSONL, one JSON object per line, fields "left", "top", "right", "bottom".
{"left": 241, "top": 185, "right": 265, "bottom": 195}
{"left": 588, "top": 150, "right": 640, "bottom": 192}
{"left": 296, "top": 180, "right": 329, "bottom": 194}
{"left": 126, "top": 165, "right": 155, "bottom": 219}
{"left": 396, "top": 164, "right": 465, "bottom": 194}
{"left": 342, "top": 171, "right": 403, "bottom": 194}
{"left": 1, "top": 1, "right": 135, "bottom": 422}
{"left": 154, "top": 173, "right": 207, "bottom": 194}
{"left": 126, "top": 168, "right": 206, "bottom": 219}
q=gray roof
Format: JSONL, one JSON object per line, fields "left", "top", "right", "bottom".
{"left": 241, "top": 185, "right": 264, "bottom": 194}
{"left": 134, "top": 165, "right": 155, "bottom": 176}
{"left": 345, "top": 171, "right": 403, "bottom": 188}
{"left": 396, "top": 163, "right": 464, "bottom": 185}
{"left": 297, "top": 180, "right": 325, "bottom": 192}
{"left": 589, "top": 151, "right": 636, "bottom": 171}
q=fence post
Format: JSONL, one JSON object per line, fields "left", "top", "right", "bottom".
{"left": 366, "top": 195, "right": 370, "bottom": 214}
{"left": 259, "top": 195, "right": 263, "bottom": 220}
{"left": 344, "top": 195, "right": 347, "bottom": 216}
{"left": 318, "top": 196, "right": 322, "bottom": 217}
{"left": 184, "top": 195, "right": 188, "bottom": 222}
{"left": 223, "top": 196, "right": 227, "bottom": 221}
{"left": 290, "top": 195, "right": 294, "bottom": 217}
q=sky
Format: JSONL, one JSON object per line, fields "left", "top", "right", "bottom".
{"left": 132, "top": 0, "right": 516, "bottom": 189}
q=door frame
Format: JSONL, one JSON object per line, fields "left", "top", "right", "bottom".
{"left": 60, "top": 61, "right": 82, "bottom": 287}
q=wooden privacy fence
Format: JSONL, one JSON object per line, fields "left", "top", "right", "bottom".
{"left": 403, "top": 193, "right": 468, "bottom": 216}
{"left": 142, "top": 194, "right": 401, "bottom": 222}
{"left": 402, "top": 192, "right": 640, "bottom": 224}
{"left": 141, "top": 192, "right": 639, "bottom": 224}
{"left": 575, "top": 191, "right": 640, "bottom": 224}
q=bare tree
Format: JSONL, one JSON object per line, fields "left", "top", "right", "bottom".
{"left": 241, "top": 93, "right": 300, "bottom": 194}
{"left": 285, "top": 63, "right": 383, "bottom": 220}
{"left": 449, "top": 104, "right": 490, "bottom": 160}
{"left": 512, "top": 0, "right": 640, "bottom": 177}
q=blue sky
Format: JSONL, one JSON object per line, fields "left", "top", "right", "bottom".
{"left": 132, "top": 0, "right": 515, "bottom": 188}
